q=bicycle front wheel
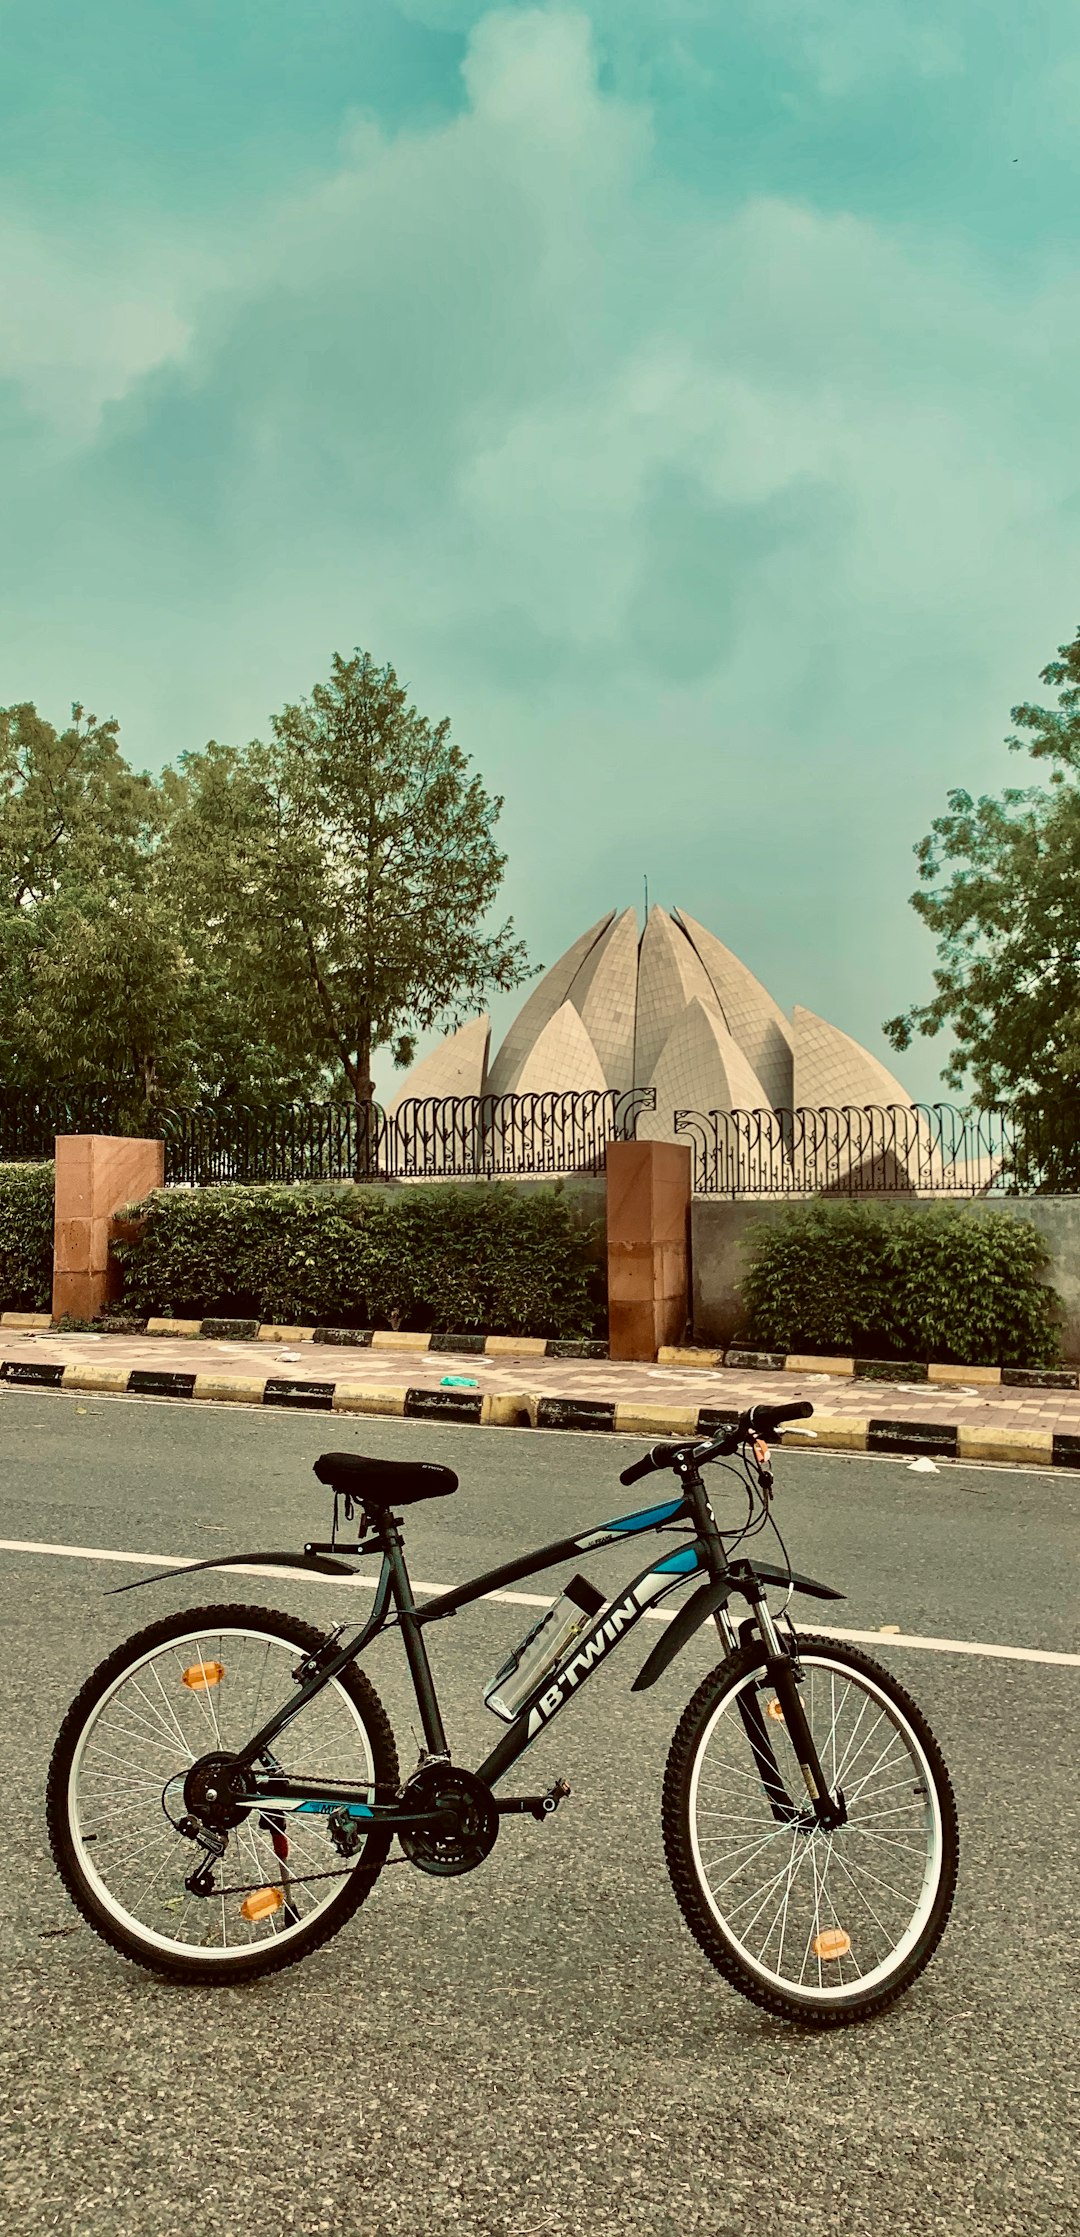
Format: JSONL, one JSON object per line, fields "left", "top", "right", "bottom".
{"left": 47, "top": 1602, "right": 399, "bottom": 1984}
{"left": 663, "top": 1633, "right": 958, "bottom": 2026}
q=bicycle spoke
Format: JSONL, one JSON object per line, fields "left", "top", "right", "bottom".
{"left": 68, "top": 1619, "right": 381, "bottom": 1965}
{"left": 685, "top": 1648, "right": 945, "bottom": 2007}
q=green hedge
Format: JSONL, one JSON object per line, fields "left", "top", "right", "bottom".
{"left": 111, "top": 1181, "right": 604, "bottom": 1338}
{"left": 738, "top": 1200, "right": 1060, "bottom": 1367}
{"left": 0, "top": 1162, "right": 54, "bottom": 1311}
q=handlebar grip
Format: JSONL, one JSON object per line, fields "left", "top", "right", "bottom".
{"left": 619, "top": 1450, "right": 659, "bottom": 1487}
{"left": 751, "top": 1399, "right": 814, "bottom": 1432}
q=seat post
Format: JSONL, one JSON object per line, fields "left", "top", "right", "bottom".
{"left": 379, "top": 1513, "right": 450, "bottom": 1759}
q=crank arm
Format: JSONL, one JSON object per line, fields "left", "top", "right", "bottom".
{"left": 496, "top": 1778, "right": 572, "bottom": 1821}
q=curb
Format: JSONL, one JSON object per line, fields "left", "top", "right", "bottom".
{"left": 2, "top": 1312, "right": 1070, "bottom": 1388}
{"left": 656, "top": 1344, "right": 1076, "bottom": 1391}
{"left": 0, "top": 1358, "right": 1066, "bottom": 1467}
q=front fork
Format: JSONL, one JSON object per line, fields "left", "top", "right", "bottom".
{"left": 714, "top": 1596, "right": 847, "bottom": 1832}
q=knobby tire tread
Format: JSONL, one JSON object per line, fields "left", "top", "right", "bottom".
{"left": 662, "top": 1633, "right": 959, "bottom": 2028}
{"left": 47, "top": 1602, "right": 400, "bottom": 1985}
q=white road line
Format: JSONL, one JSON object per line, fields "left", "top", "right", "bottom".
{"left": 1, "top": 1536, "right": 1077, "bottom": 1666}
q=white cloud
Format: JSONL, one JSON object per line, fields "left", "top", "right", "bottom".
{"left": 6, "top": 6, "right": 1080, "bottom": 1103}
{"left": 0, "top": 215, "right": 212, "bottom": 441}
{"left": 764, "top": 0, "right": 964, "bottom": 98}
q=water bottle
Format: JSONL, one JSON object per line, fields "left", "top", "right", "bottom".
{"left": 483, "top": 1574, "right": 607, "bottom": 1724}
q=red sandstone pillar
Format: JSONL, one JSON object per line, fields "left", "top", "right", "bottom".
{"left": 606, "top": 1139, "right": 691, "bottom": 1361}
{"left": 52, "top": 1134, "right": 164, "bottom": 1321}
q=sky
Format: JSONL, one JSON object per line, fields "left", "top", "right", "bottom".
{"left": 2, "top": 0, "right": 1079, "bottom": 1103}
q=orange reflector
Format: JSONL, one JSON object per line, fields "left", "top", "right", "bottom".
{"left": 765, "top": 1699, "right": 785, "bottom": 1723}
{"left": 813, "top": 1928, "right": 851, "bottom": 1961}
{"left": 240, "top": 1887, "right": 284, "bottom": 1923}
{"left": 182, "top": 1660, "right": 225, "bottom": 1690}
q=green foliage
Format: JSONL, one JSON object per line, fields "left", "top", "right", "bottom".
{"left": 0, "top": 655, "right": 533, "bottom": 1124}
{"left": 163, "top": 649, "right": 533, "bottom": 1104}
{"left": 111, "top": 1182, "right": 603, "bottom": 1338}
{"left": 0, "top": 1163, "right": 54, "bottom": 1310}
{"left": 884, "top": 624, "right": 1080, "bottom": 1183}
{"left": 738, "top": 1200, "right": 1059, "bottom": 1367}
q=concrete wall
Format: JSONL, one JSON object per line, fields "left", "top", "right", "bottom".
{"left": 691, "top": 1194, "right": 1080, "bottom": 1362}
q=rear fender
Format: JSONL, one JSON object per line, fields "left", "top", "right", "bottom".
{"left": 105, "top": 1548, "right": 361, "bottom": 1597}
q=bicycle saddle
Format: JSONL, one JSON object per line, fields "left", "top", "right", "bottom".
{"left": 313, "top": 1452, "right": 458, "bottom": 1508}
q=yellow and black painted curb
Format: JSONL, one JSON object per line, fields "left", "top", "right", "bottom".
{"left": 0, "top": 1357, "right": 1066, "bottom": 1468}
{"left": 0, "top": 1310, "right": 1071, "bottom": 1391}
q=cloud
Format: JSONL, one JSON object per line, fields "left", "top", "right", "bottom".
{"left": 4, "top": 5, "right": 1080, "bottom": 1099}
{"left": 0, "top": 213, "right": 204, "bottom": 441}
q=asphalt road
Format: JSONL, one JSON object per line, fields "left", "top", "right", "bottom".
{"left": 2, "top": 1387, "right": 1078, "bottom": 2237}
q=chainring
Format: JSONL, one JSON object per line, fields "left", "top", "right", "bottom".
{"left": 398, "top": 1763, "right": 499, "bottom": 1878}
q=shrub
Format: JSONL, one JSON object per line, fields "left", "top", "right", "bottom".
{"left": 0, "top": 1162, "right": 54, "bottom": 1311}
{"left": 738, "top": 1199, "right": 1060, "bottom": 1367}
{"left": 110, "top": 1180, "right": 603, "bottom": 1338}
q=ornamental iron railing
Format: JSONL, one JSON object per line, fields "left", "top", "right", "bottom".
{"left": 0, "top": 1088, "right": 123, "bottom": 1163}
{"left": 5, "top": 1087, "right": 1073, "bottom": 1196}
{"left": 159, "top": 1089, "right": 657, "bottom": 1185}
{"left": 674, "top": 1104, "right": 1063, "bottom": 1197}
{"left": 0, "top": 1085, "right": 655, "bottom": 1183}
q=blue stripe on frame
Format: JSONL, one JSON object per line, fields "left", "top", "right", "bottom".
{"left": 602, "top": 1497, "right": 685, "bottom": 1533}
{"left": 652, "top": 1545, "right": 703, "bottom": 1575}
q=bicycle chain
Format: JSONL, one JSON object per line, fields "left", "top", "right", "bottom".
{"left": 186, "top": 1853, "right": 413, "bottom": 1898}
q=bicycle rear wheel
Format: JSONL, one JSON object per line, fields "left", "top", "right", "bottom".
{"left": 663, "top": 1633, "right": 958, "bottom": 2026}
{"left": 47, "top": 1603, "right": 399, "bottom": 1984}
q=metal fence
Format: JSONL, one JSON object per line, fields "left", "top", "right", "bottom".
{"left": 6, "top": 1086, "right": 1074, "bottom": 1196}
{"left": 674, "top": 1104, "right": 1068, "bottom": 1197}
{"left": 0, "top": 1088, "right": 121, "bottom": 1163}
{"left": 0, "top": 1085, "right": 656, "bottom": 1183}
{"left": 160, "top": 1088, "right": 657, "bottom": 1184}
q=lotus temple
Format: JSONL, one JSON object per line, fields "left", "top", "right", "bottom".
{"left": 390, "top": 905, "right": 913, "bottom": 1147}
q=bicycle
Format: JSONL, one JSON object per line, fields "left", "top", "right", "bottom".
{"left": 47, "top": 1398, "right": 958, "bottom": 2025}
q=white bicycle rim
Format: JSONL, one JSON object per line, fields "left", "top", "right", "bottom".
{"left": 66, "top": 1621, "right": 377, "bottom": 1964}
{"left": 686, "top": 1651, "right": 945, "bottom": 2005}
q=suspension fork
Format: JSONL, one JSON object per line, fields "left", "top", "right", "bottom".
{"left": 688, "top": 1464, "right": 845, "bottom": 1832}
{"left": 747, "top": 1596, "right": 847, "bottom": 1831}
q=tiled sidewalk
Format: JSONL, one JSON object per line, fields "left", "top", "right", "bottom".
{"left": 2, "top": 1327, "right": 1080, "bottom": 1464}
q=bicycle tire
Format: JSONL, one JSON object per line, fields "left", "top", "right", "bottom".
{"left": 47, "top": 1602, "right": 400, "bottom": 1985}
{"left": 662, "top": 1632, "right": 958, "bottom": 2027}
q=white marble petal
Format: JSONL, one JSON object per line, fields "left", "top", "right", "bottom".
{"left": 633, "top": 907, "right": 725, "bottom": 1087}
{"left": 388, "top": 1014, "right": 491, "bottom": 1114}
{"left": 513, "top": 1001, "right": 608, "bottom": 1096}
{"left": 485, "top": 911, "right": 615, "bottom": 1095}
{"left": 792, "top": 1005, "right": 913, "bottom": 1110}
{"left": 572, "top": 906, "right": 639, "bottom": 1088}
{"left": 791, "top": 1005, "right": 923, "bottom": 1186}
{"left": 638, "top": 999, "right": 771, "bottom": 1143}
{"left": 676, "top": 911, "right": 795, "bottom": 1111}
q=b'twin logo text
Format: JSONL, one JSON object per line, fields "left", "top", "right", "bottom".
{"left": 525, "top": 1589, "right": 642, "bottom": 1734}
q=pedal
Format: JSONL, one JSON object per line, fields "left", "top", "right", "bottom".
{"left": 497, "top": 1778, "right": 572, "bottom": 1822}
{"left": 539, "top": 1777, "right": 571, "bottom": 1817}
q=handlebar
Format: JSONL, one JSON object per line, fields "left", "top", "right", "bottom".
{"left": 618, "top": 1400, "right": 813, "bottom": 1487}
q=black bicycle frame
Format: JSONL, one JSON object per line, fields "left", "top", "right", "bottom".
{"left": 235, "top": 1488, "right": 713, "bottom": 1819}
{"left": 231, "top": 1467, "right": 845, "bottom": 1835}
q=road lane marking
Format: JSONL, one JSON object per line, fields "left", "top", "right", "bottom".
{"left": 1, "top": 1537, "right": 1077, "bottom": 1666}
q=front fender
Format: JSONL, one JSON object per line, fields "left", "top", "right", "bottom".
{"left": 631, "top": 1561, "right": 844, "bottom": 1693}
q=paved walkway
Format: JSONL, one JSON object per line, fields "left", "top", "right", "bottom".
{"left": 2, "top": 1328, "right": 1080, "bottom": 1463}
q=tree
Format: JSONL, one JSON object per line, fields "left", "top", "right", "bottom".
{"left": 165, "top": 650, "right": 533, "bottom": 1110}
{"left": 884, "top": 623, "right": 1080, "bottom": 1181}
{"left": 0, "top": 702, "right": 182, "bottom": 1121}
